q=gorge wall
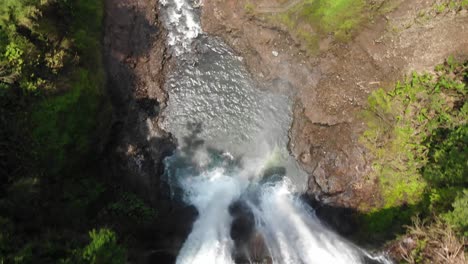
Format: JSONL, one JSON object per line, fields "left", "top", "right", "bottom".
{"left": 103, "top": 0, "right": 196, "bottom": 258}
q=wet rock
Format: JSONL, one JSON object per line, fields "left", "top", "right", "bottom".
{"left": 230, "top": 200, "right": 270, "bottom": 263}
{"left": 104, "top": 0, "right": 174, "bottom": 207}
{"left": 230, "top": 201, "right": 256, "bottom": 246}
{"left": 103, "top": 0, "right": 194, "bottom": 256}
{"left": 303, "top": 195, "right": 358, "bottom": 237}
{"left": 146, "top": 251, "right": 176, "bottom": 264}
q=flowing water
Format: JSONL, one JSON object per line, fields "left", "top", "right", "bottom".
{"left": 158, "top": 1, "right": 391, "bottom": 263}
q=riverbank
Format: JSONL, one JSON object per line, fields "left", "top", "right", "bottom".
{"left": 103, "top": 0, "right": 197, "bottom": 260}
{"left": 200, "top": 0, "right": 468, "bottom": 209}
{"left": 199, "top": 0, "right": 468, "bottom": 259}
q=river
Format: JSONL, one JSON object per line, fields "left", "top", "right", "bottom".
{"left": 158, "top": 1, "right": 391, "bottom": 263}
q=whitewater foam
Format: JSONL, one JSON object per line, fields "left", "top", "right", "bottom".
{"left": 159, "top": 0, "right": 201, "bottom": 55}
{"left": 175, "top": 168, "right": 242, "bottom": 264}
{"left": 248, "top": 179, "right": 363, "bottom": 264}
{"left": 159, "top": 0, "right": 392, "bottom": 263}
{"left": 165, "top": 151, "right": 391, "bottom": 264}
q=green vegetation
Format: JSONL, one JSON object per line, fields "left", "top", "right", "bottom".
{"left": 0, "top": 1, "right": 156, "bottom": 262}
{"left": 102, "top": 192, "right": 158, "bottom": 224}
{"left": 81, "top": 229, "right": 126, "bottom": 264}
{"left": 443, "top": 190, "right": 468, "bottom": 237}
{"left": 0, "top": 0, "right": 107, "bottom": 175}
{"left": 301, "top": 0, "right": 365, "bottom": 39}
{"left": 268, "top": 0, "right": 370, "bottom": 53}
{"left": 434, "top": 0, "right": 468, "bottom": 13}
{"left": 360, "top": 57, "right": 467, "bottom": 243}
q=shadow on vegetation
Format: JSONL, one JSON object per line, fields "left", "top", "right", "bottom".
{"left": 301, "top": 195, "right": 424, "bottom": 249}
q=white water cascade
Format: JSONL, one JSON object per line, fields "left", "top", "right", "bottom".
{"left": 159, "top": 0, "right": 202, "bottom": 55}
{"left": 158, "top": 1, "right": 392, "bottom": 263}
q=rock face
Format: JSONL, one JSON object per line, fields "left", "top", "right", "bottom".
{"left": 290, "top": 108, "right": 375, "bottom": 208}
{"left": 103, "top": 0, "right": 173, "bottom": 206}
{"left": 200, "top": 0, "right": 468, "bottom": 209}
{"left": 103, "top": 0, "right": 195, "bottom": 256}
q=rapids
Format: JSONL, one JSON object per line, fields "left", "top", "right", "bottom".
{"left": 158, "top": 1, "right": 392, "bottom": 263}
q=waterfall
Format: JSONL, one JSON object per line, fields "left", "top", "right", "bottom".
{"left": 158, "top": 1, "right": 392, "bottom": 263}
{"left": 159, "top": 0, "right": 201, "bottom": 55}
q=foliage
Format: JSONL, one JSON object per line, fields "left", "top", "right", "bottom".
{"left": 361, "top": 204, "right": 420, "bottom": 236}
{"left": 423, "top": 125, "right": 467, "bottom": 187}
{"left": 428, "top": 187, "right": 461, "bottom": 215}
{"left": 267, "top": 0, "right": 371, "bottom": 53}
{"left": 0, "top": 1, "right": 133, "bottom": 263}
{"left": 443, "top": 190, "right": 468, "bottom": 237}
{"left": 31, "top": 68, "right": 103, "bottom": 173}
{"left": 0, "top": 0, "right": 64, "bottom": 92}
{"left": 397, "top": 217, "right": 465, "bottom": 264}
{"left": 61, "top": 178, "right": 107, "bottom": 225}
{"left": 103, "top": 192, "right": 157, "bottom": 224}
{"left": 434, "top": 0, "right": 468, "bottom": 14}
{"left": 0, "top": 0, "right": 41, "bottom": 34}
{"left": 0, "top": 0, "right": 107, "bottom": 177}
{"left": 81, "top": 229, "right": 126, "bottom": 264}
{"left": 360, "top": 57, "right": 467, "bottom": 241}
{"left": 362, "top": 58, "right": 467, "bottom": 208}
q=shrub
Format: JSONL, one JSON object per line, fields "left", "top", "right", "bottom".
{"left": 362, "top": 58, "right": 467, "bottom": 209}
{"left": 82, "top": 228, "right": 126, "bottom": 264}
{"left": 104, "top": 192, "right": 157, "bottom": 224}
{"left": 423, "top": 125, "right": 467, "bottom": 187}
{"left": 31, "top": 68, "right": 102, "bottom": 173}
{"left": 396, "top": 217, "right": 466, "bottom": 264}
{"left": 444, "top": 190, "right": 468, "bottom": 237}
{"left": 360, "top": 58, "right": 467, "bottom": 242}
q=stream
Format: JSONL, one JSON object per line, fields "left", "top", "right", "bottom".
{"left": 159, "top": 0, "right": 391, "bottom": 263}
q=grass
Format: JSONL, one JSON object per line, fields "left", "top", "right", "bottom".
{"left": 304, "top": 0, "right": 365, "bottom": 39}
{"left": 267, "top": 0, "right": 367, "bottom": 53}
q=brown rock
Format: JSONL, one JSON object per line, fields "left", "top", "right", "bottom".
{"left": 200, "top": 0, "right": 468, "bottom": 210}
